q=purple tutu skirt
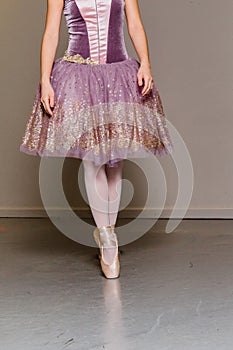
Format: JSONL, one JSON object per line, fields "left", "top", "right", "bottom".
{"left": 19, "top": 54, "right": 174, "bottom": 167}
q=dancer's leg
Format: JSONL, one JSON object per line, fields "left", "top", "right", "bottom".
{"left": 105, "top": 160, "right": 123, "bottom": 226}
{"left": 82, "top": 160, "right": 109, "bottom": 227}
{"left": 83, "top": 159, "right": 117, "bottom": 264}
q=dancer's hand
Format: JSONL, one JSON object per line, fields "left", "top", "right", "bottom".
{"left": 40, "top": 81, "right": 55, "bottom": 116}
{"left": 137, "top": 63, "right": 154, "bottom": 96}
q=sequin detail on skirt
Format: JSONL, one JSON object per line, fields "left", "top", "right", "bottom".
{"left": 19, "top": 56, "right": 174, "bottom": 167}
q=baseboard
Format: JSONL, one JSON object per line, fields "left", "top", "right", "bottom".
{"left": 0, "top": 207, "right": 232, "bottom": 219}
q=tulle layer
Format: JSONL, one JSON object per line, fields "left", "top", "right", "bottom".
{"left": 19, "top": 56, "right": 174, "bottom": 167}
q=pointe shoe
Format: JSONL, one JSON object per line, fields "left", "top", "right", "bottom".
{"left": 93, "top": 225, "right": 120, "bottom": 279}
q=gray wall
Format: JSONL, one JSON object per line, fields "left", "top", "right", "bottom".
{"left": 0, "top": 0, "right": 232, "bottom": 218}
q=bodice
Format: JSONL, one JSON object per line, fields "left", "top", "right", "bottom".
{"left": 63, "top": 0, "right": 129, "bottom": 64}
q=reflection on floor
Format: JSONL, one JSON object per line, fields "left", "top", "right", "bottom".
{"left": 0, "top": 218, "right": 233, "bottom": 350}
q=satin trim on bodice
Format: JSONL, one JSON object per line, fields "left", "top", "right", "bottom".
{"left": 74, "top": 0, "right": 112, "bottom": 64}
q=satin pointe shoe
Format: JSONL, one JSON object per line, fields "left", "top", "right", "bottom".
{"left": 93, "top": 225, "right": 120, "bottom": 279}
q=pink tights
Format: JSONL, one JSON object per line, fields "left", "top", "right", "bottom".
{"left": 83, "top": 160, "right": 123, "bottom": 227}
{"left": 83, "top": 159, "right": 123, "bottom": 262}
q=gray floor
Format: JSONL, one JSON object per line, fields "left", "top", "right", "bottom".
{"left": 1, "top": 218, "right": 233, "bottom": 350}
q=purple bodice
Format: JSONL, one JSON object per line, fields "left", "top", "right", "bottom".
{"left": 63, "top": 0, "right": 129, "bottom": 64}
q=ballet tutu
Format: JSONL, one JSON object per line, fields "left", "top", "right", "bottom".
{"left": 19, "top": 53, "right": 174, "bottom": 167}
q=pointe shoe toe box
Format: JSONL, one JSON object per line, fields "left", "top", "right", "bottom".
{"left": 100, "top": 255, "right": 120, "bottom": 279}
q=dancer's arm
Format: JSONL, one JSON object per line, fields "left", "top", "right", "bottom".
{"left": 40, "top": 0, "right": 64, "bottom": 115}
{"left": 124, "top": 0, "right": 153, "bottom": 96}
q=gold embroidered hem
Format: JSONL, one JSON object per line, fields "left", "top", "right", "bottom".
{"left": 20, "top": 100, "right": 173, "bottom": 162}
{"left": 78, "top": 122, "right": 165, "bottom": 155}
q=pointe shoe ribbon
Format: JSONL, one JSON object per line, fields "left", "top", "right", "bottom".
{"left": 99, "top": 227, "right": 118, "bottom": 249}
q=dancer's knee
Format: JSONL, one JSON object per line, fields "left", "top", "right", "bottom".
{"left": 82, "top": 160, "right": 105, "bottom": 180}
{"left": 106, "top": 160, "right": 123, "bottom": 179}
